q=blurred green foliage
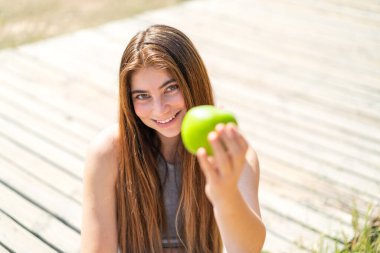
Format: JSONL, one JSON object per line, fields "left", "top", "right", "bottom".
{"left": 313, "top": 205, "right": 380, "bottom": 253}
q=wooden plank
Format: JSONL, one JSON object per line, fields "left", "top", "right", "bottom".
{"left": 261, "top": 174, "right": 352, "bottom": 227}
{"left": 218, "top": 93, "right": 380, "bottom": 203}
{"left": 263, "top": 231, "right": 308, "bottom": 253}
{"left": 252, "top": 134, "right": 380, "bottom": 201}
{"left": 261, "top": 206, "right": 337, "bottom": 252}
{"left": 261, "top": 189, "right": 353, "bottom": 239}
{"left": 203, "top": 48, "right": 380, "bottom": 120}
{"left": 241, "top": 115, "right": 380, "bottom": 198}
{"left": 0, "top": 98, "right": 87, "bottom": 161}
{"left": 95, "top": 18, "right": 151, "bottom": 44}
{"left": 213, "top": 77, "right": 380, "bottom": 160}
{"left": 17, "top": 32, "right": 119, "bottom": 95}
{"left": 220, "top": 0, "right": 380, "bottom": 42}
{"left": 52, "top": 29, "right": 126, "bottom": 72}
{"left": 212, "top": 83, "right": 380, "bottom": 201}
{"left": 232, "top": 98, "right": 380, "bottom": 167}
{"left": 181, "top": 23, "right": 380, "bottom": 108}
{"left": 0, "top": 53, "right": 117, "bottom": 119}
{"left": 0, "top": 74, "right": 112, "bottom": 131}
{"left": 0, "top": 40, "right": 118, "bottom": 93}
{"left": 141, "top": 2, "right": 380, "bottom": 76}
{"left": 260, "top": 156, "right": 374, "bottom": 216}
{"left": 0, "top": 135, "right": 82, "bottom": 203}
{"left": 238, "top": 102, "right": 380, "bottom": 174}
{"left": 0, "top": 157, "right": 82, "bottom": 231}
{"left": 139, "top": 3, "right": 380, "bottom": 92}
{"left": 275, "top": 0, "right": 380, "bottom": 25}
{"left": 325, "top": 0, "right": 380, "bottom": 12}
{"left": 0, "top": 210, "right": 57, "bottom": 253}
{"left": 0, "top": 116, "right": 83, "bottom": 180}
{"left": 0, "top": 85, "right": 97, "bottom": 142}
{"left": 234, "top": 102, "right": 380, "bottom": 181}
{"left": 217, "top": 83, "right": 380, "bottom": 173}
{"left": 0, "top": 244, "right": 10, "bottom": 253}
{"left": 213, "top": 79, "right": 380, "bottom": 154}
{"left": 0, "top": 183, "right": 80, "bottom": 252}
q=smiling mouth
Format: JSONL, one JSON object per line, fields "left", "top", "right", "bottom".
{"left": 153, "top": 111, "right": 181, "bottom": 124}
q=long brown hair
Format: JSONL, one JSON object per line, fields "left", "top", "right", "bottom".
{"left": 116, "top": 24, "right": 222, "bottom": 253}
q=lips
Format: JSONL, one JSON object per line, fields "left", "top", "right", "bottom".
{"left": 153, "top": 111, "right": 181, "bottom": 124}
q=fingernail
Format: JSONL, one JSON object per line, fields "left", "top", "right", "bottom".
{"left": 208, "top": 131, "right": 218, "bottom": 141}
{"left": 197, "top": 147, "right": 205, "bottom": 155}
{"left": 215, "top": 123, "right": 225, "bottom": 132}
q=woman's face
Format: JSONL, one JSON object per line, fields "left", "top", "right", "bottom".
{"left": 131, "top": 66, "right": 187, "bottom": 139}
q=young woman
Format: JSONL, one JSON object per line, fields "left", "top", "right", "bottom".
{"left": 80, "top": 24, "right": 266, "bottom": 253}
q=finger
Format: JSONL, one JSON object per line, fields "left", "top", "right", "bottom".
{"left": 196, "top": 147, "right": 218, "bottom": 182}
{"left": 216, "top": 123, "right": 241, "bottom": 156}
{"left": 208, "top": 130, "right": 232, "bottom": 176}
{"left": 207, "top": 156, "right": 218, "bottom": 170}
{"left": 215, "top": 124, "right": 229, "bottom": 152}
{"left": 231, "top": 125, "right": 249, "bottom": 152}
{"left": 217, "top": 123, "right": 247, "bottom": 173}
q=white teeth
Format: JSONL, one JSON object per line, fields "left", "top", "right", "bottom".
{"left": 156, "top": 113, "right": 177, "bottom": 124}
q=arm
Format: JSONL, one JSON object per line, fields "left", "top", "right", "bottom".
{"left": 81, "top": 126, "right": 119, "bottom": 253}
{"left": 213, "top": 149, "right": 265, "bottom": 253}
{"left": 197, "top": 123, "right": 266, "bottom": 253}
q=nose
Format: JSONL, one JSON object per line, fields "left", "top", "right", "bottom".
{"left": 153, "top": 96, "right": 170, "bottom": 116}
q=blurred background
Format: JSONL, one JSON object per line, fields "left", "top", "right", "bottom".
{"left": 0, "top": 0, "right": 184, "bottom": 48}
{"left": 0, "top": 0, "right": 379, "bottom": 252}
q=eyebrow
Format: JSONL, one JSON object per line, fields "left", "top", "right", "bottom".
{"left": 131, "top": 79, "right": 176, "bottom": 94}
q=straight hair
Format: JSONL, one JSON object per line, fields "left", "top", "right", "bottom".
{"left": 116, "top": 24, "right": 223, "bottom": 253}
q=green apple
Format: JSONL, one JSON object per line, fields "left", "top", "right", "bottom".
{"left": 181, "top": 105, "right": 238, "bottom": 155}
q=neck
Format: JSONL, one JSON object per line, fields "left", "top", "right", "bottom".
{"left": 158, "top": 134, "right": 181, "bottom": 164}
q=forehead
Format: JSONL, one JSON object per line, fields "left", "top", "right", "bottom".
{"left": 131, "top": 67, "right": 173, "bottom": 90}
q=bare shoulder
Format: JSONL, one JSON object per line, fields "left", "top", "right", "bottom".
{"left": 89, "top": 123, "right": 119, "bottom": 158}
{"left": 85, "top": 123, "right": 120, "bottom": 184}
{"left": 81, "top": 123, "right": 120, "bottom": 252}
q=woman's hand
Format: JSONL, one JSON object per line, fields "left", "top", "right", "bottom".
{"left": 196, "top": 122, "right": 249, "bottom": 207}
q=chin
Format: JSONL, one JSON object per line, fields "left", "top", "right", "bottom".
{"left": 157, "top": 130, "right": 181, "bottom": 139}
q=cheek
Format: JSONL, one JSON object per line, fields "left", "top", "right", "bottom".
{"left": 133, "top": 103, "right": 151, "bottom": 119}
{"left": 173, "top": 93, "right": 186, "bottom": 108}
